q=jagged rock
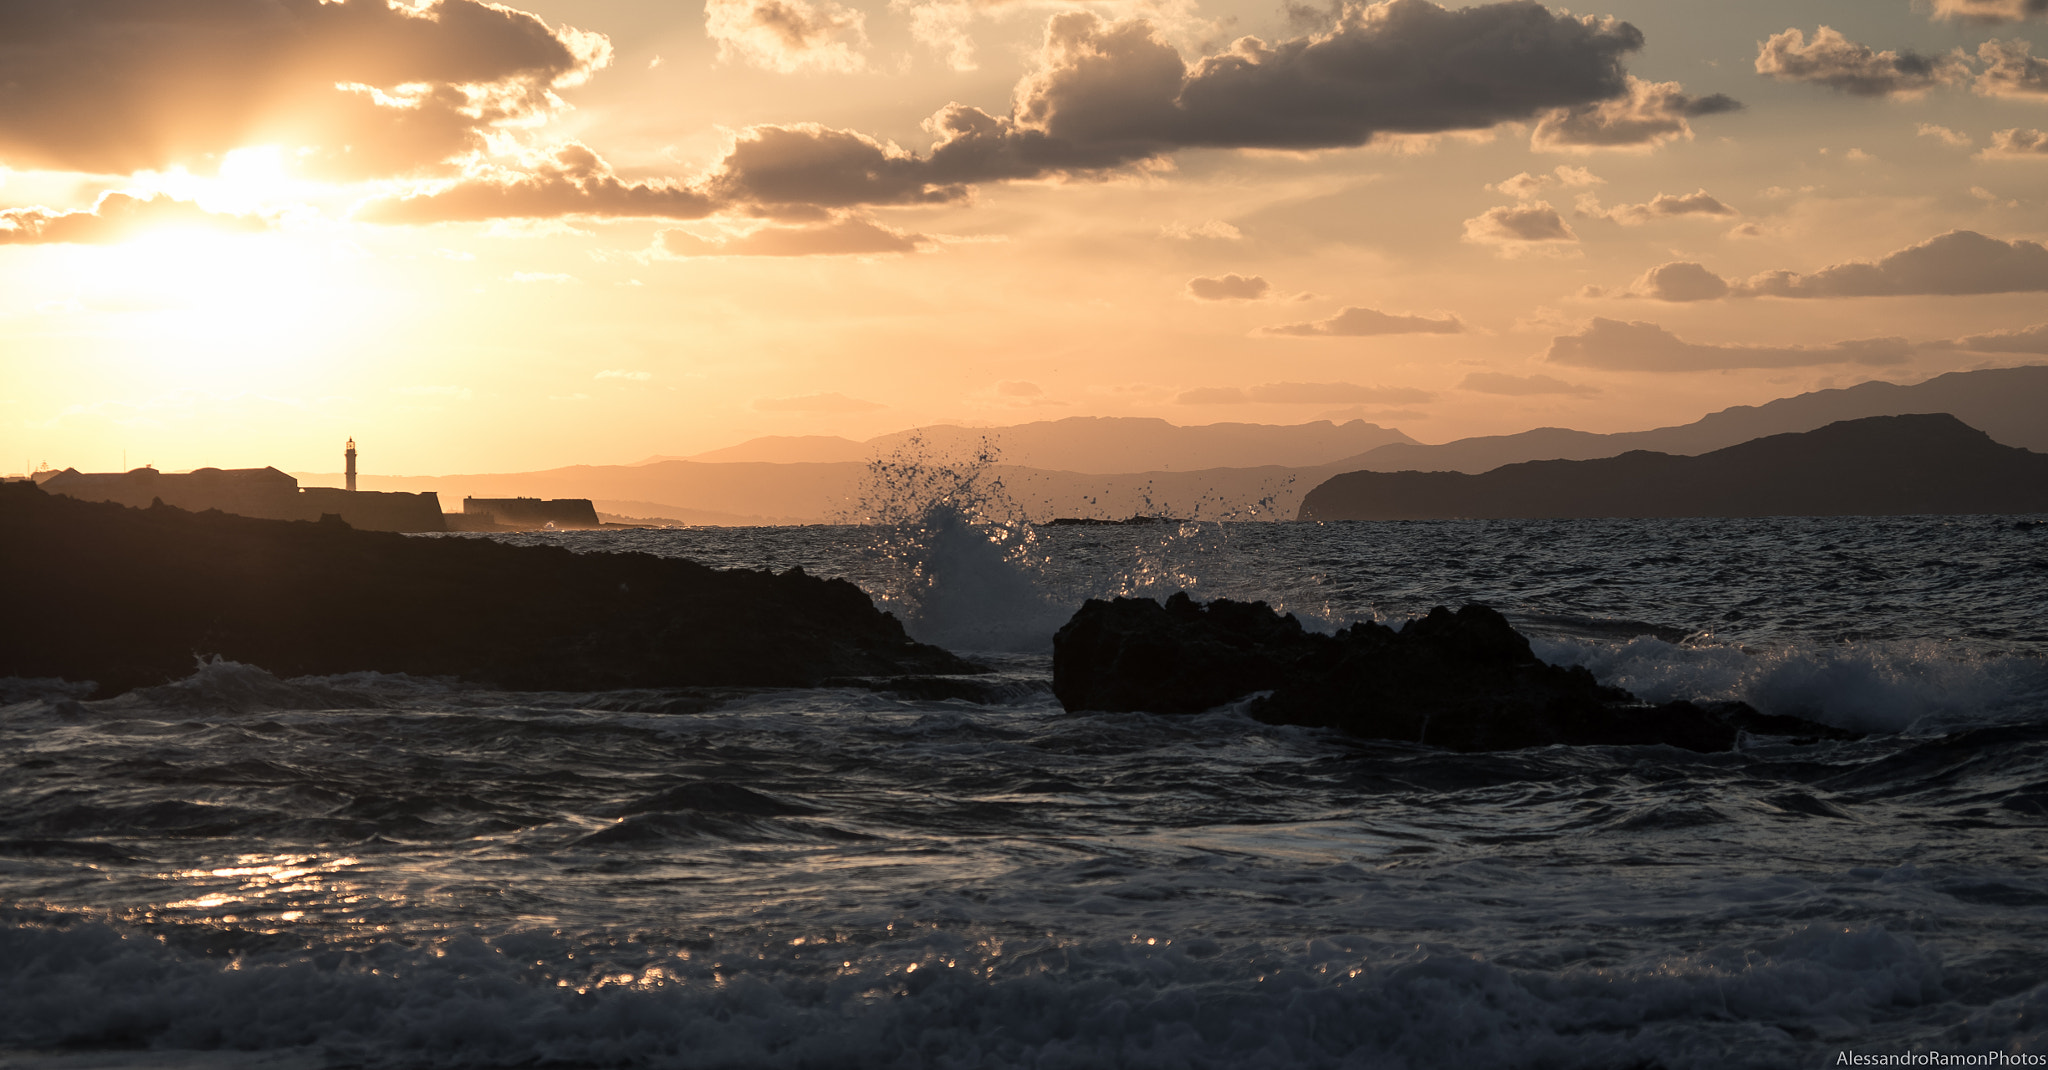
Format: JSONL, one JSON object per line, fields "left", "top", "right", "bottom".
{"left": 1053, "top": 594, "right": 1850, "bottom": 752}
{"left": 0, "top": 481, "right": 978, "bottom": 696}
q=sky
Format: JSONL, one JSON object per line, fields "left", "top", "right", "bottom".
{"left": 3, "top": 0, "right": 2047, "bottom": 477}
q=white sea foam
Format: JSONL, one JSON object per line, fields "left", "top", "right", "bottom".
{"left": 0, "top": 914, "right": 1987, "bottom": 1070}
{"left": 1534, "top": 635, "right": 2048, "bottom": 732}
{"left": 851, "top": 434, "right": 1068, "bottom": 651}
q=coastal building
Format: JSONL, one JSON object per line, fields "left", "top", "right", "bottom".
{"left": 38, "top": 441, "right": 444, "bottom": 532}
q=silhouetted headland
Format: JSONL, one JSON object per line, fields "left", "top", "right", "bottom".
{"left": 1053, "top": 594, "right": 1848, "bottom": 752}
{"left": 1, "top": 482, "right": 977, "bottom": 697}
{"left": 1299, "top": 413, "right": 2048, "bottom": 521}
{"left": 36, "top": 464, "right": 445, "bottom": 532}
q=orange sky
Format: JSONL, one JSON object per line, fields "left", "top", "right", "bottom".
{"left": 3, "top": 0, "right": 2046, "bottom": 476}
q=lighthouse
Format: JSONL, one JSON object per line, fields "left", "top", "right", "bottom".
{"left": 345, "top": 438, "right": 357, "bottom": 493}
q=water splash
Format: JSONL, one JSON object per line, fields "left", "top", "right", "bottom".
{"left": 851, "top": 433, "right": 1067, "bottom": 652}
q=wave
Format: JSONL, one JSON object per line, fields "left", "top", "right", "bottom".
{"left": 1535, "top": 635, "right": 2048, "bottom": 733}
{"left": 0, "top": 910, "right": 2003, "bottom": 1069}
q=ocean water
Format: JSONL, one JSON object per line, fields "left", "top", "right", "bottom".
{"left": 5, "top": 513, "right": 2048, "bottom": 1068}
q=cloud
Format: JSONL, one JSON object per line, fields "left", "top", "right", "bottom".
{"left": 705, "top": 0, "right": 869, "bottom": 73}
{"left": 754, "top": 392, "right": 886, "bottom": 412}
{"left": 1259, "top": 305, "right": 1464, "bottom": 336}
{"left": 1458, "top": 372, "right": 1600, "bottom": 397}
{"left": 0, "top": 192, "right": 269, "bottom": 245}
{"left": 342, "top": 0, "right": 1729, "bottom": 223}
{"left": 1177, "top": 382, "right": 1435, "bottom": 404}
{"left": 661, "top": 217, "right": 932, "bottom": 257}
{"left": 1581, "top": 188, "right": 1738, "bottom": 225}
{"left": 1945, "top": 323, "right": 2048, "bottom": 352}
{"left": 1488, "top": 165, "right": 1603, "bottom": 198}
{"left": 701, "top": 0, "right": 1703, "bottom": 215}
{"left": 895, "top": 0, "right": 986, "bottom": 72}
{"left": 1530, "top": 76, "right": 1741, "bottom": 152}
{"left": 1918, "top": 123, "right": 1975, "bottom": 147}
{"left": 0, "top": 0, "right": 609, "bottom": 179}
{"left": 1628, "top": 261, "right": 1733, "bottom": 302}
{"left": 1187, "top": 274, "right": 1270, "bottom": 300}
{"left": 1176, "top": 387, "right": 1255, "bottom": 404}
{"left": 996, "top": 381, "right": 1044, "bottom": 396}
{"left": 1547, "top": 319, "right": 1915, "bottom": 371}
{"left": 1462, "top": 201, "right": 1576, "bottom": 245}
{"left": 355, "top": 143, "right": 717, "bottom": 223}
{"left": 1615, "top": 232, "right": 2048, "bottom": 301}
{"left": 1755, "top": 27, "right": 1967, "bottom": 97}
{"left": 595, "top": 369, "right": 653, "bottom": 380}
{"left": 1983, "top": 127, "right": 2048, "bottom": 156}
{"left": 1975, "top": 38, "right": 2048, "bottom": 97}
{"left": 1738, "top": 230, "right": 2048, "bottom": 297}
{"left": 1161, "top": 220, "right": 1244, "bottom": 240}
{"left": 1926, "top": 0, "right": 2048, "bottom": 22}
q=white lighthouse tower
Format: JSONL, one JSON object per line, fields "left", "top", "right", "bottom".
{"left": 345, "top": 438, "right": 357, "bottom": 493}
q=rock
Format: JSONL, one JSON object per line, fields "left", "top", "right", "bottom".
{"left": 0, "top": 481, "right": 979, "bottom": 696}
{"left": 1052, "top": 594, "right": 1850, "bottom": 752}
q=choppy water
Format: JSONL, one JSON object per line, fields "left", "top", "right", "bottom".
{"left": 5, "top": 515, "right": 2047, "bottom": 1068}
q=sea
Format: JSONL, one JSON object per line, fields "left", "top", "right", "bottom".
{"left": 4, "top": 505, "right": 2047, "bottom": 1069}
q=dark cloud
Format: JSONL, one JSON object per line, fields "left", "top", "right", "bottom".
{"left": 754, "top": 392, "right": 886, "bottom": 412}
{"left": 1985, "top": 127, "right": 2048, "bottom": 155}
{"left": 1458, "top": 372, "right": 1599, "bottom": 397}
{"left": 703, "top": 0, "right": 1703, "bottom": 215}
{"left": 1187, "top": 274, "right": 1270, "bottom": 300}
{"left": 0, "top": 0, "right": 606, "bottom": 178}
{"left": 1259, "top": 305, "right": 1464, "bottom": 336}
{"left": 1740, "top": 230, "right": 2048, "bottom": 297}
{"left": 344, "top": 0, "right": 1732, "bottom": 223}
{"left": 1589, "top": 189, "right": 1738, "bottom": 225}
{"left": 1755, "top": 27, "right": 1966, "bottom": 97}
{"left": 0, "top": 192, "right": 268, "bottom": 245}
{"left": 1462, "top": 202, "right": 1576, "bottom": 244}
{"left": 1547, "top": 318, "right": 1915, "bottom": 371}
{"left": 1976, "top": 38, "right": 2048, "bottom": 97}
{"left": 1947, "top": 323, "right": 2048, "bottom": 353}
{"left": 1613, "top": 232, "right": 2048, "bottom": 301}
{"left": 1927, "top": 0, "right": 2048, "bottom": 23}
{"left": 1177, "top": 381, "right": 1434, "bottom": 404}
{"left": 660, "top": 217, "right": 930, "bottom": 257}
{"left": 1631, "top": 261, "right": 1732, "bottom": 302}
{"left": 1531, "top": 77, "right": 1740, "bottom": 150}
{"left": 358, "top": 144, "right": 715, "bottom": 224}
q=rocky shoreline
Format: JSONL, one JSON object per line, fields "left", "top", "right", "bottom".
{"left": 1, "top": 482, "right": 977, "bottom": 697}
{"left": 1054, "top": 593, "right": 1851, "bottom": 752}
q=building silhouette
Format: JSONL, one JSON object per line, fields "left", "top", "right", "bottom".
{"left": 38, "top": 440, "right": 444, "bottom": 532}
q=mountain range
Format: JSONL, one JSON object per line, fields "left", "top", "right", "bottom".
{"left": 1298, "top": 414, "right": 2048, "bottom": 521}
{"left": 297, "top": 365, "right": 2048, "bottom": 524}
{"left": 646, "top": 417, "right": 1416, "bottom": 473}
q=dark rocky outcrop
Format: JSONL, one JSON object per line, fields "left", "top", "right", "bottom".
{"left": 1, "top": 481, "right": 977, "bottom": 697}
{"left": 1053, "top": 594, "right": 1850, "bottom": 752}
{"left": 1300, "top": 413, "right": 2048, "bottom": 521}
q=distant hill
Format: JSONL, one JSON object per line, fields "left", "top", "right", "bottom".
{"left": 311, "top": 459, "right": 1321, "bottom": 526}
{"left": 1336, "top": 365, "right": 2048, "bottom": 474}
{"left": 1299, "top": 414, "right": 2048, "bottom": 521}
{"left": 653, "top": 436, "right": 870, "bottom": 466}
{"left": 651, "top": 417, "right": 1415, "bottom": 474}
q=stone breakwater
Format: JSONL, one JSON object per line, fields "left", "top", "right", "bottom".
{"left": 1, "top": 481, "right": 977, "bottom": 697}
{"left": 1053, "top": 593, "right": 1850, "bottom": 752}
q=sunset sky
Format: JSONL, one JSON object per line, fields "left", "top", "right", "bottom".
{"left": 4, "top": 0, "right": 2047, "bottom": 476}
